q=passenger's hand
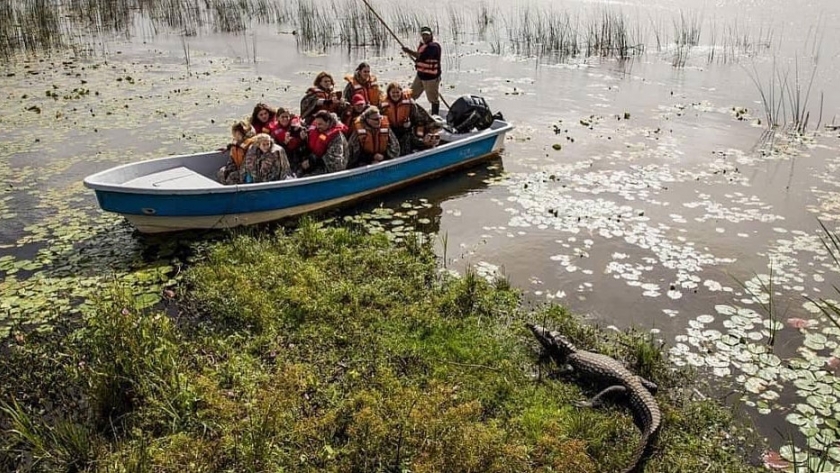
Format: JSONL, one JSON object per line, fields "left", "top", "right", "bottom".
{"left": 373, "top": 153, "right": 384, "bottom": 162}
{"left": 284, "top": 134, "right": 292, "bottom": 144}
{"left": 401, "top": 46, "right": 411, "bottom": 54}
{"left": 403, "top": 120, "right": 411, "bottom": 128}
{"left": 301, "top": 160, "right": 310, "bottom": 170}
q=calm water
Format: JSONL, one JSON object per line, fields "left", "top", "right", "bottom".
{"left": 2, "top": 0, "right": 840, "bottom": 460}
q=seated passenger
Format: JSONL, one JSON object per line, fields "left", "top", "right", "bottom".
{"left": 410, "top": 118, "right": 444, "bottom": 153}
{"left": 271, "top": 107, "right": 308, "bottom": 174}
{"left": 249, "top": 103, "right": 277, "bottom": 135}
{"left": 346, "top": 106, "right": 400, "bottom": 169}
{"left": 241, "top": 133, "right": 293, "bottom": 183}
{"left": 217, "top": 120, "right": 256, "bottom": 185}
{"left": 342, "top": 62, "right": 382, "bottom": 108}
{"left": 299, "top": 110, "right": 348, "bottom": 176}
{"left": 341, "top": 94, "right": 369, "bottom": 136}
{"left": 300, "top": 72, "right": 346, "bottom": 123}
{"left": 380, "top": 82, "right": 435, "bottom": 156}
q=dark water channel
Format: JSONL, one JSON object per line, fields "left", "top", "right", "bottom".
{"left": 2, "top": 0, "right": 840, "bottom": 464}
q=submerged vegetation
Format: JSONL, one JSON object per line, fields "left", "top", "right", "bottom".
{"left": 0, "top": 222, "right": 763, "bottom": 472}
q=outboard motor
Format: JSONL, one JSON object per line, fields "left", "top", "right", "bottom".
{"left": 445, "top": 95, "right": 502, "bottom": 133}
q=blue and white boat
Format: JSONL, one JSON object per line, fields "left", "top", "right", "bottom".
{"left": 84, "top": 119, "right": 513, "bottom": 233}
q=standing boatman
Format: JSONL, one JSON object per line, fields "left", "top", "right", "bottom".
{"left": 402, "top": 26, "right": 442, "bottom": 116}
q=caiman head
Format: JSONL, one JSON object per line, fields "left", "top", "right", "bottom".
{"left": 526, "top": 323, "right": 577, "bottom": 361}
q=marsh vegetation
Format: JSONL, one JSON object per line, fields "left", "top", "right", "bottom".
{"left": 0, "top": 222, "right": 763, "bottom": 472}
{"left": 1, "top": 0, "right": 775, "bottom": 66}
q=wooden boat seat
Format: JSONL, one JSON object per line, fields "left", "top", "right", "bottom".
{"left": 123, "top": 166, "right": 222, "bottom": 189}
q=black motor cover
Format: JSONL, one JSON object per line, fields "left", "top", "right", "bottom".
{"left": 445, "top": 95, "right": 500, "bottom": 133}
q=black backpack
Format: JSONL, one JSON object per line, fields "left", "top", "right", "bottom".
{"left": 445, "top": 95, "right": 503, "bottom": 133}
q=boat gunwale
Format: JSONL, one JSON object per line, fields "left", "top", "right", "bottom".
{"left": 83, "top": 121, "right": 514, "bottom": 196}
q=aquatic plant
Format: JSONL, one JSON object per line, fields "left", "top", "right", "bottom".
{"left": 0, "top": 0, "right": 777, "bottom": 69}
{"left": 746, "top": 57, "right": 820, "bottom": 134}
{"left": 808, "top": 220, "right": 840, "bottom": 331}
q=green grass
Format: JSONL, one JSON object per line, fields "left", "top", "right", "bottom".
{"left": 0, "top": 221, "right": 764, "bottom": 472}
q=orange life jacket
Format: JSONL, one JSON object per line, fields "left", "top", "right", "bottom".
{"left": 230, "top": 136, "right": 256, "bottom": 168}
{"left": 308, "top": 123, "right": 345, "bottom": 157}
{"left": 306, "top": 87, "right": 343, "bottom": 115}
{"left": 354, "top": 116, "right": 391, "bottom": 155}
{"left": 381, "top": 90, "right": 413, "bottom": 127}
{"left": 344, "top": 74, "right": 382, "bottom": 107}
{"left": 415, "top": 42, "right": 441, "bottom": 76}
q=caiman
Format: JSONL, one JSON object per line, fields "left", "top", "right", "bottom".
{"left": 527, "top": 323, "right": 661, "bottom": 473}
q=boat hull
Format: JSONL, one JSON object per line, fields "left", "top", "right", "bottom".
{"left": 85, "top": 120, "right": 512, "bottom": 233}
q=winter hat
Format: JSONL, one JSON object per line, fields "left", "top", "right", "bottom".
{"left": 420, "top": 26, "right": 433, "bottom": 35}
{"left": 352, "top": 94, "right": 367, "bottom": 106}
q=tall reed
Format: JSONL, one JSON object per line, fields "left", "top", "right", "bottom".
{"left": 745, "top": 56, "right": 820, "bottom": 134}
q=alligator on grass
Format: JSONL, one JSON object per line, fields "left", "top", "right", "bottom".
{"left": 527, "top": 323, "right": 662, "bottom": 473}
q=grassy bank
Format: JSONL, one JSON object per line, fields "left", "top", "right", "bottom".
{"left": 1, "top": 221, "right": 762, "bottom": 472}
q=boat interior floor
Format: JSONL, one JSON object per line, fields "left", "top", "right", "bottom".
{"left": 123, "top": 166, "right": 223, "bottom": 189}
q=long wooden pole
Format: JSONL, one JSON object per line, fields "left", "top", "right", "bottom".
{"left": 359, "top": 0, "right": 408, "bottom": 50}
{"left": 357, "top": 0, "right": 451, "bottom": 110}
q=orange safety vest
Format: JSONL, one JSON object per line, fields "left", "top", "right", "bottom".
{"left": 306, "top": 87, "right": 342, "bottom": 114}
{"left": 344, "top": 74, "right": 381, "bottom": 107}
{"left": 230, "top": 136, "right": 256, "bottom": 168}
{"left": 415, "top": 42, "right": 440, "bottom": 76}
{"left": 354, "top": 116, "right": 391, "bottom": 155}
{"left": 381, "top": 90, "right": 413, "bottom": 126}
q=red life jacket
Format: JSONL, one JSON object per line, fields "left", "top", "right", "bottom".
{"left": 262, "top": 119, "right": 280, "bottom": 136}
{"left": 253, "top": 120, "right": 272, "bottom": 135}
{"left": 381, "top": 90, "right": 413, "bottom": 128}
{"left": 354, "top": 116, "right": 391, "bottom": 155}
{"left": 308, "top": 122, "right": 346, "bottom": 157}
{"left": 344, "top": 74, "right": 382, "bottom": 107}
{"left": 271, "top": 116, "right": 304, "bottom": 151}
{"left": 415, "top": 41, "right": 441, "bottom": 76}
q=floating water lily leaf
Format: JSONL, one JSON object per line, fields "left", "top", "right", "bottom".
{"left": 745, "top": 377, "right": 766, "bottom": 393}
{"left": 758, "top": 353, "right": 782, "bottom": 367}
{"left": 787, "top": 412, "right": 809, "bottom": 426}
{"left": 805, "top": 333, "right": 829, "bottom": 351}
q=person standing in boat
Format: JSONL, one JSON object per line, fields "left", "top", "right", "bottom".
{"left": 271, "top": 107, "right": 308, "bottom": 175}
{"left": 242, "top": 133, "right": 293, "bottom": 183}
{"left": 341, "top": 94, "right": 370, "bottom": 137}
{"left": 342, "top": 62, "right": 382, "bottom": 108}
{"left": 346, "top": 106, "right": 400, "bottom": 169}
{"left": 300, "top": 72, "right": 346, "bottom": 124}
{"left": 300, "top": 111, "right": 348, "bottom": 176}
{"left": 217, "top": 119, "right": 257, "bottom": 185}
{"left": 249, "top": 103, "right": 277, "bottom": 135}
{"left": 401, "top": 26, "right": 442, "bottom": 116}
{"left": 380, "top": 82, "right": 435, "bottom": 156}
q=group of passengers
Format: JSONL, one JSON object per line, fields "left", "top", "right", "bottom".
{"left": 217, "top": 62, "right": 443, "bottom": 185}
